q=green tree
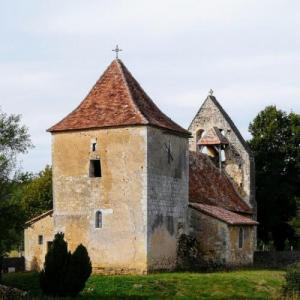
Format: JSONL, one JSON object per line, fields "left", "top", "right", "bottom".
{"left": 17, "top": 165, "right": 53, "bottom": 220}
{"left": 249, "top": 106, "right": 300, "bottom": 249}
{"left": 0, "top": 108, "right": 32, "bottom": 281}
{"left": 289, "top": 197, "right": 300, "bottom": 249}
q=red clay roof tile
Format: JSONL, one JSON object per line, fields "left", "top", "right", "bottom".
{"left": 48, "top": 59, "right": 190, "bottom": 136}
{"left": 198, "top": 127, "right": 229, "bottom": 145}
{"left": 189, "top": 203, "right": 258, "bottom": 225}
{"left": 189, "top": 151, "right": 252, "bottom": 214}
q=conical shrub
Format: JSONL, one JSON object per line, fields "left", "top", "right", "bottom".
{"left": 65, "top": 244, "right": 92, "bottom": 297}
{"left": 39, "top": 232, "right": 70, "bottom": 296}
{"left": 40, "top": 234, "right": 92, "bottom": 297}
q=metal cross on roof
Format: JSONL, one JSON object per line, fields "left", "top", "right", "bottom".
{"left": 112, "top": 45, "right": 122, "bottom": 59}
{"left": 209, "top": 89, "right": 214, "bottom": 96}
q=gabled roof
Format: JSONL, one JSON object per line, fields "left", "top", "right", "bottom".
{"left": 189, "top": 95, "right": 252, "bottom": 155}
{"left": 198, "top": 127, "right": 229, "bottom": 145}
{"left": 189, "top": 203, "right": 258, "bottom": 225}
{"left": 48, "top": 59, "right": 190, "bottom": 136}
{"left": 25, "top": 209, "right": 53, "bottom": 226}
{"left": 189, "top": 151, "right": 252, "bottom": 214}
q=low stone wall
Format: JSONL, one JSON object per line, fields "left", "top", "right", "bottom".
{"left": 254, "top": 251, "right": 300, "bottom": 268}
{"left": 2, "top": 257, "right": 25, "bottom": 273}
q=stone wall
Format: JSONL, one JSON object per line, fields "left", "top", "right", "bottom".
{"left": 2, "top": 257, "right": 25, "bottom": 273}
{"left": 188, "top": 207, "right": 229, "bottom": 266}
{"left": 24, "top": 214, "right": 54, "bottom": 271}
{"left": 188, "top": 96, "right": 255, "bottom": 210}
{"left": 188, "top": 208, "right": 255, "bottom": 267}
{"left": 52, "top": 126, "right": 148, "bottom": 274}
{"left": 254, "top": 251, "right": 300, "bottom": 268}
{"left": 227, "top": 225, "right": 255, "bottom": 266}
{"left": 147, "top": 127, "right": 189, "bottom": 271}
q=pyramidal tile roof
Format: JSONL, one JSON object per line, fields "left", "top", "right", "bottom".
{"left": 198, "top": 127, "right": 229, "bottom": 145}
{"left": 48, "top": 59, "right": 190, "bottom": 136}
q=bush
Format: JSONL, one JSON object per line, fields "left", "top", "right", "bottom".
{"left": 65, "top": 244, "right": 92, "bottom": 297}
{"left": 40, "top": 233, "right": 92, "bottom": 297}
{"left": 285, "top": 262, "right": 300, "bottom": 293}
{"left": 40, "top": 232, "right": 69, "bottom": 296}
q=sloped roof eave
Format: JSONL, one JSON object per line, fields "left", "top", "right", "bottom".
{"left": 48, "top": 59, "right": 190, "bottom": 137}
{"left": 25, "top": 209, "right": 54, "bottom": 226}
{"left": 47, "top": 123, "right": 191, "bottom": 137}
{"left": 189, "top": 203, "right": 258, "bottom": 226}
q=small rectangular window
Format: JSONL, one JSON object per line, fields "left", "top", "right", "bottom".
{"left": 239, "top": 228, "right": 244, "bottom": 248}
{"left": 95, "top": 211, "right": 102, "bottom": 228}
{"left": 38, "top": 235, "right": 43, "bottom": 245}
{"left": 89, "top": 160, "right": 101, "bottom": 177}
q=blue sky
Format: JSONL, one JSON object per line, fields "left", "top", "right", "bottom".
{"left": 1, "top": 0, "right": 299, "bottom": 173}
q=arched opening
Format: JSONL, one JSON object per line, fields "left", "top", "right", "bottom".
{"left": 196, "top": 129, "right": 204, "bottom": 143}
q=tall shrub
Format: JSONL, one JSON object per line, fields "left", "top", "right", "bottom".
{"left": 40, "top": 234, "right": 92, "bottom": 297}
{"left": 39, "top": 232, "right": 69, "bottom": 296}
{"left": 285, "top": 262, "right": 300, "bottom": 293}
{"left": 65, "top": 244, "right": 92, "bottom": 297}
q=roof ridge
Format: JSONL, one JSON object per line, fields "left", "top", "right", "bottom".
{"left": 48, "top": 59, "right": 190, "bottom": 135}
{"left": 188, "top": 95, "right": 253, "bottom": 156}
{"left": 47, "top": 60, "right": 116, "bottom": 132}
{"left": 115, "top": 59, "right": 148, "bottom": 124}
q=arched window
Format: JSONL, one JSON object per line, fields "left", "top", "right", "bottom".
{"left": 95, "top": 211, "right": 102, "bottom": 228}
{"left": 239, "top": 227, "right": 244, "bottom": 248}
{"left": 196, "top": 129, "right": 204, "bottom": 142}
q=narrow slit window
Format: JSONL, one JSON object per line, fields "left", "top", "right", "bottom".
{"left": 95, "top": 211, "right": 102, "bottom": 228}
{"left": 239, "top": 227, "right": 244, "bottom": 248}
{"left": 38, "top": 235, "right": 43, "bottom": 245}
{"left": 91, "top": 138, "right": 97, "bottom": 152}
{"left": 89, "top": 159, "right": 101, "bottom": 177}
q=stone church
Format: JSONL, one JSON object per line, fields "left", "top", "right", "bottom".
{"left": 24, "top": 59, "right": 257, "bottom": 274}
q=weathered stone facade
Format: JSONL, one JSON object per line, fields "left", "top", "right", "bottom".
{"left": 188, "top": 208, "right": 255, "bottom": 266}
{"left": 147, "top": 127, "right": 189, "bottom": 271}
{"left": 52, "top": 127, "right": 148, "bottom": 274}
{"left": 51, "top": 126, "right": 188, "bottom": 274}
{"left": 24, "top": 60, "right": 257, "bottom": 273}
{"left": 188, "top": 95, "right": 255, "bottom": 210}
{"left": 24, "top": 211, "right": 53, "bottom": 271}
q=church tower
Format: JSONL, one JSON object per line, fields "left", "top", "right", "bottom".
{"left": 188, "top": 94, "right": 256, "bottom": 212}
{"left": 48, "top": 59, "right": 190, "bottom": 274}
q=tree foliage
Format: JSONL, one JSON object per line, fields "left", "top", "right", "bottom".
{"left": 65, "top": 244, "right": 92, "bottom": 297}
{"left": 0, "top": 108, "right": 32, "bottom": 281}
{"left": 13, "top": 165, "right": 53, "bottom": 220}
{"left": 249, "top": 106, "right": 300, "bottom": 249}
{"left": 40, "top": 233, "right": 92, "bottom": 297}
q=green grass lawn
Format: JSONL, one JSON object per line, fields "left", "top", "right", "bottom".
{"left": 2, "top": 270, "right": 285, "bottom": 299}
